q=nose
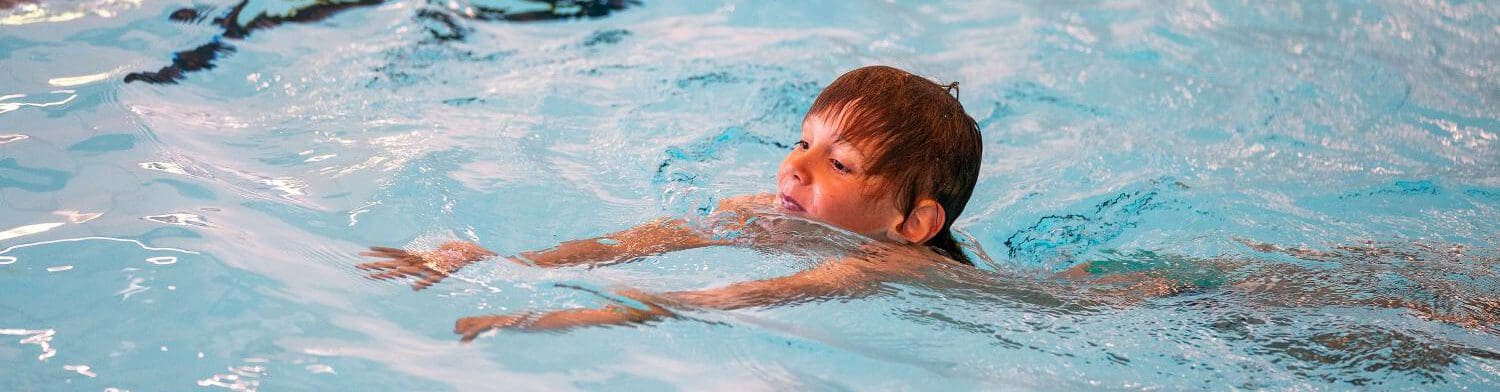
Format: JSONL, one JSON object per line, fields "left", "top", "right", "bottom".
{"left": 782, "top": 151, "right": 811, "bottom": 185}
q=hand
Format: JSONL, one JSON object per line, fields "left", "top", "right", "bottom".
{"left": 454, "top": 314, "right": 526, "bottom": 343}
{"left": 357, "top": 242, "right": 496, "bottom": 290}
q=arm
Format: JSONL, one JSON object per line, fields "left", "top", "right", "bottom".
{"left": 454, "top": 257, "right": 910, "bottom": 341}
{"left": 358, "top": 195, "right": 771, "bottom": 290}
{"left": 520, "top": 194, "right": 773, "bottom": 267}
{"left": 528, "top": 194, "right": 774, "bottom": 267}
{"left": 358, "top": 217, "right": 730, "bottom": 290}
{"left": 521, "top": 217, "right": 722, "bottom": 267}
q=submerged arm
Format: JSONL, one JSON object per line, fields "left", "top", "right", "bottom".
{"left": 454, "top": 257, "right": 907, "bottom": 341}
{"left": 358, "top": 217, "right": 727, "bottom": 290}
{"left": 521, "top": 218, "right": 722, "bottom": 267}
{"left": 516, "top": 194, "right": 772, "bottom": 267}
{"left": 359, "top": 195, "right": 772, "bottom": 290}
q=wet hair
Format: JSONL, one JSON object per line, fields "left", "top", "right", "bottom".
{"left": 807, "top": 65, "right": 983, "bottom": 265}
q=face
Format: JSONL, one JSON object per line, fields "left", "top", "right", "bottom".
{"left": 776, "top": 112, "right": 905, "bottom": 239}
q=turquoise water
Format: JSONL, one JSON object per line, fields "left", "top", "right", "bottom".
{"left": 3, "top": 0, "right": 1499, "bottom": 390}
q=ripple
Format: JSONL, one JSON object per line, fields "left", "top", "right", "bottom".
{"left": 143, "top": 213, "right": 210, "bottom": 227}
{"left": 138, "top": 161, "right": 190, "bottom": 176}
{"left": 63, "top": 364, "right": 96, "bottom": 378}
{"left": 0, "top": 90, "right": 76, "bottom": 115}
{"left": 0, "top": 0, "right": 142, "bottom": 25}
{"left": 53, "top": 210, "right": 102, "bottom": 223}
{"left": 0, "top": 236, "right": 202, "bottom": 257}
{"left": 48, "top": 68, "right": 120, "bottom": 87}
{"left": 305, "top": 364, "right": 336, "bottom": 374}
{"left": 197, "top": 361, "right": 267, "bottom": 392}
{"left": 0, "top": 222, "right": 64, "bottom": 242}
{"left": 115, "top": 276, "right": 150, "bottom": 299}
{"left": 0, "top": 328, "right": 57, "bottom": 361}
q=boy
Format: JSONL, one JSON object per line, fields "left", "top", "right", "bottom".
{"left": 358, "top": 65, "right": 984, "bottom": 342}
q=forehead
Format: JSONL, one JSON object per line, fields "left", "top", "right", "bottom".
{"left": 802, "top": 111, "right": 855, "bottom": 144}
{"left": 802, "top": 110, "right": 885, "bottom": 158}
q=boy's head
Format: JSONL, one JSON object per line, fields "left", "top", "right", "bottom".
{"left": 776, "top": 65, "right": 982, "bottom": 264}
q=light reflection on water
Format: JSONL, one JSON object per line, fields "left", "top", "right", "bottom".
{"left": 2, "top": 0, "right": 1499, "bottom": 390}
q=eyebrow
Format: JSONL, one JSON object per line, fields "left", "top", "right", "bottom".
{"left": 827, "top": 136, "right": 866, "bottom": 162}
{"left": 830, "top": 131, "right": 854, "bottom": 146}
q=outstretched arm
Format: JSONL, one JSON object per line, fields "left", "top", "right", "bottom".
{"left": 358, "top": 219, "right": 721, "bottom": 290}
{"left": 454, "top": 257, "right": 912, "bottom": 341}
{"left": 520, "top": 217, "right": 722, "bottom": 267}
{"left": 358, "top": 195, "right": 772, "bottom": 290}
{"left": 355, "top": 219, "right": 714, "bottom": 290}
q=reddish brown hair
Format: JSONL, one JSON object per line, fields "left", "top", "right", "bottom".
{"left": 807, "top": 65, "right": 983, "bottom": 265}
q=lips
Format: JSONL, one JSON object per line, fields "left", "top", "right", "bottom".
{"left": 779, "top": 193, "right": 806, "bottom": 213}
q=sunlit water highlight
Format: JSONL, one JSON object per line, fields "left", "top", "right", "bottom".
{"left": 2, "top": 0, "right": 1498, "bottom": 390}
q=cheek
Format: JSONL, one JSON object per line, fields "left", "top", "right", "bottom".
{"left": 807, "top": 185, "right": 880, "bottom": 229}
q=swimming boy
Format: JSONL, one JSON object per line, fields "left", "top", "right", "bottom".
{"left": 358, "top": 65, "right": 984, "bottom": 341}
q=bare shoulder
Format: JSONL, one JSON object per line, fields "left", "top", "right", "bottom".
{"left": 715, "top": 193, "right": 775, "bottom": 213}
{"left": 847, "top": 242, "right": 947, "bottom": 278}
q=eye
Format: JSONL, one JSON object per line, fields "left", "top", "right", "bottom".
{"left": 794, "top": 140, "right": 809, "bottom": 150}
{"left": 830, "top": 159, "right": 851, "bottom": 174}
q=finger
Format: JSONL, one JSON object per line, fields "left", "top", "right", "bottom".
{"left": 369, "top": 246, "right": 407, "bottom": 254}
{"left": 355, "top": 261, "right": 404, "bottom": 270}
{"left": 369, "top": 270, "right": 413, "bottom": 280}
{"left": 365, "top": 247, "right": 410, "bottom": 257}
{"left": 358, "top": 251, "right": 404, "bottom": 260}
{"left": 415, "top": 273, "right": 446, "bottom": 290}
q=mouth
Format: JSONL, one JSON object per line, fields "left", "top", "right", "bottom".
{"left": 778, "top": 193, "right": 806, "bottom": 213}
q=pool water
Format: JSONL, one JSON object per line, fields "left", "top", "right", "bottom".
{"left": 3, "top": 0, "right": 1498, "bottom": 390}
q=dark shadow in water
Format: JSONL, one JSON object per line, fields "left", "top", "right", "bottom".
{"left": 0, "top": 158, "right": 72, "bottom": 193}
{"left": 126, "top": 0, "right": 641, "bottom": 84}
{"left": 123, "top": 41, "right": 236, "bottom": 84}
{"left": 1002, "top": 177, "right": 1191, "bottom": 267}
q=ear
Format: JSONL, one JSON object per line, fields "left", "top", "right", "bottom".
{"left": 890, "top": 198, "right": 945, "bottom": 244}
